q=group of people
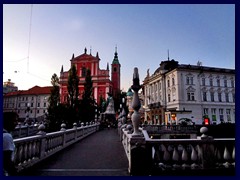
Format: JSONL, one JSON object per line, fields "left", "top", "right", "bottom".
{"left": 3, "top": 112, "right": 18, "bottom": 176}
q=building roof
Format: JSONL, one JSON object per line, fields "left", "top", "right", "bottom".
{"left": 4, "top": 86, "right": 52, "bottom": 97}
{"left": 71, "top": 48, "right": 100, "bottom": 62}
{"left": 126, "top": 88, "right": 133, "bottom": 96}
{"left": 153, "top": 59, "right": 235, "bottom": 76}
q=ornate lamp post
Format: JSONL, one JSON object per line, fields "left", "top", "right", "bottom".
{"left": 25, "top": 103, "right": 31, "bottom": 125}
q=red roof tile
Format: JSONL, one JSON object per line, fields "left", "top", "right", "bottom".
{"left": 4, "top": 86, "right": 52, "bottom": 97}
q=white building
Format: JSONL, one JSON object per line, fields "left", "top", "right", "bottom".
{"left": 3, "top": 79, "right": 18, "bottom": 95}
{"left": 143, "top": 60, "right": 235, "bottom": 125}
{"left": 3, "top": 86, "right": 52, "bottom": 123}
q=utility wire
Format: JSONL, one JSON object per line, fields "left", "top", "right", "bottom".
{"left": 27, "top": 4, "right": 33, "bottom": 73}
{"left": 4, "top": 57, "right": 28, "bottom": 63}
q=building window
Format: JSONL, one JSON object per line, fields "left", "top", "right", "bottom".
{"left": 32, "top": 97, "right": 34, "bottom": 100}
{"left": 218, "top": 93, "right": 222, "bottom": 102}
{"left": 210, "top": 92, "right": 215, "bottom": 102}
{"left": 168, "top": 94, "right": 171, "bottom": 102}
{"left": 44, "top": 102, "right": 46, "bottom": 107}
{"left": 202, "top": 78, "right": 205, "bottom": 86}
{"left": 82, "top": 67, "right": 86, "bottom": 77}
{"left": 211, "top": 108, "right": 217, "bottom": 124}
{"left": 37, "top": 110, "right": 39, "bottom": 114}
{"left": 186, "top": 77, "right": 193, "bottom": 85}
{"left": 231, "top": 80, "right": 234, "bottom": 88}
{"left": 219, "top": 109, "right": 224, "bottom": 122}
{"left": 31, "top": 103, "right": 33, "bottom": 107}
{"left": 187, "top": 92, "right": 195, "bottom": 101}
{"left": 225, "top": 93, "right": 229, "bottom": 102}
{"left": 209, "top": 78, "right": 213, "bottom": 86}
{"left": 172, "top": 78, "right": 175, "bottom": 85}
{"left": 224, "top": 79, "right": 227, "bottom": 87}
{"left": 232, "top": 93, "right": 235, "bottom": 102}
{"left": 203, "top": 108, "right": 208, "bottom": 115}
{"left": 217, "top": 79, "right": 220, "bottom": 87}
{"left": 114, "top": 67, "right": 117, "bottom": 72}
{"left": 167, "top": 80, "right": 170, "bottom": 87}
{"left": 203, "top": 92, "right": 207, "bottom": 101}
{"left": 226, "top": 109, "right": 231, "bottom": 122}
{"left": 37, "top": 103, "right": 40, "bottom": 107}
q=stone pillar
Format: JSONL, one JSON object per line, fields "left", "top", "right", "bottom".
{"left": 128, "top": 68, "right": 152, "bottom": 176}
{"left": 131, "top": 67, "right": 142, "bottom": 136}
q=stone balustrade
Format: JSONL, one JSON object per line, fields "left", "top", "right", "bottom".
{"left": 12, "top": 124, "right": 39, "bottom": 139}
{"left": 13, "top": 122, "right": 100, "bottom": 172}
{"left": 121, "top": 127, "right": 235, "bottom": 176}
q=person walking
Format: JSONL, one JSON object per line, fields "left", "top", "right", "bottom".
{"left": 3, "top": 112, "right": 18, "bottom": 176}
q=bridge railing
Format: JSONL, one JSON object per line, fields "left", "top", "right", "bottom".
{"left": 121, "top": 127, "right": 235, "bottom": 175}
{"left": 12, "top": 124, "right": 39, "bottom": 139}
{"left": 13, "top": 122, "right": 100, "bottom": 172}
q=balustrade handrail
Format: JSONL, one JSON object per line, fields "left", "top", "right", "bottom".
{"left": 13, "top": 123, "right": 100, "bottom": 173}
{"left": 121, "top": 127, "right": 235, "bottom": 175}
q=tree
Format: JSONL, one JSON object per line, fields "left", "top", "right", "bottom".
{"left": 67, "top": 64, "right": 79, "bottom": 110}
{"left": 99, "top": 95, "right": 107, "bottom": 113}
{"left": 67, "top": 64, "right": 79, "bottom": 126}
{"left": 47, "top": 73, "right": 61, "bottom": 132}
{"left": 79, "top": 69, "right": 95, "bottom": 122}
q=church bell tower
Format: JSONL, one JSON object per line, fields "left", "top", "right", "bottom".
{"left": 111, "top": 47, "right": 121, "bottom": 98}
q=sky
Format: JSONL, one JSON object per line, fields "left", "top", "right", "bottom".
{"left": 3, "top": 4, "right": 235, "bottom": 92}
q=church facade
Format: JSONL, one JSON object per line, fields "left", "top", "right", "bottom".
{"left": 59, "top": 47, "right": 121, "bottom": 105}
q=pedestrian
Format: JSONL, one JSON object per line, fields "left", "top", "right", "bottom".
{"left": 3, "top": 112, "right": 18, "bottom": 176}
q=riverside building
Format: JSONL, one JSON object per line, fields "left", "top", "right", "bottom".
{"left": 142, "top": 60, "right": 235, "bottom": 125}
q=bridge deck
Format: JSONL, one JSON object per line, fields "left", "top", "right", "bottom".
{"left": 19, "top": 128, "right": 129, "bottom": 176}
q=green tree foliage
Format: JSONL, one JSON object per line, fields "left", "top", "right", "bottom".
{"left": 99, "top": 95, "right": 107, "bottom": 113}
{"left": 79, "top": 69, "right": 95, "bottom": 122}
{"left": 67, "top": 64, "right": 80, "bottom": 126}
{"left": 47, "top": 73, "right": 62, "bottom": 132}
{"left": 67, "top": 64, "right": 79, "bottom": 110}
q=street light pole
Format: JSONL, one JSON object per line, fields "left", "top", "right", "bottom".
{"left": 25, "top": 102, "right": 31, "bottom": 125}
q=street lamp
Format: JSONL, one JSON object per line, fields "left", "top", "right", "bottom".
{"left": 25, "top": 103, "right": 31, "bottom": 125}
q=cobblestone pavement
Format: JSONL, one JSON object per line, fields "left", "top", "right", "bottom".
{"left": 19, "top": 128, "right": 129, "bottom": 176}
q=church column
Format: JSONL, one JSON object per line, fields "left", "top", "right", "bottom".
{"left": 106, "top": 86, "right": 109, "bottom": 99}
{"left": 91, "top": 63, "right": 94, "bottom": 76}
{"left": 94, "top": 86, "right": 98, "bottom": 103}
{"left": 95, "top": 62, "right": 98, "bottom": 76}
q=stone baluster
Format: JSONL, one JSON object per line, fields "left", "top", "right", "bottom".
{"left": 131, "top": 67, "right": 142, "bottom": 136}
{"left": 162, "top": 145, "right": 171, "bottom": 163}
{"left": 223, "top": 146, "right": 231, "bottom": 168}
{"left": 182, "top": 146, "right": 189, "bottom": 169}
{"left": 232, "top": 146, "right": 235, "bottom": 167}
{"left": 190, "top": 145, "right": 199, "bottom": 169}
{"left": 172, "top": 146, "right": 180, "bottom": 169}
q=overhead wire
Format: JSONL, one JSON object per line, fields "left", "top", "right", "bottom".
{"left": 27, "top": 4, "right": 33, "bottom": 73}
